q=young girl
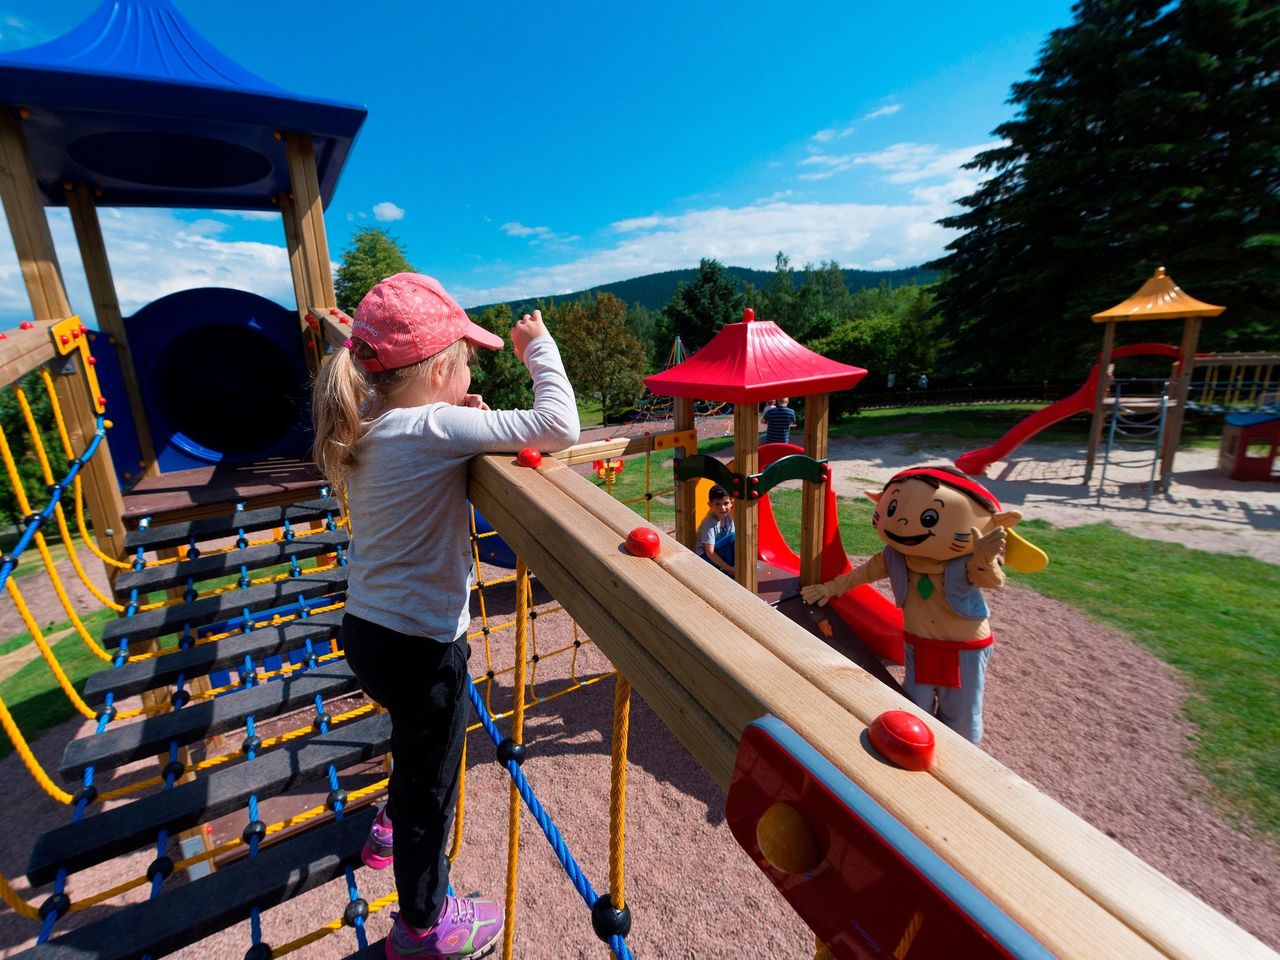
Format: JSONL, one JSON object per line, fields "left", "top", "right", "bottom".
{"left": 312, "top": 273, "right": 579, "bottom": 959}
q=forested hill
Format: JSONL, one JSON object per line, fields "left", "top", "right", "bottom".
{"left": 466, "top": 265, "right": 937, "bottom": 314}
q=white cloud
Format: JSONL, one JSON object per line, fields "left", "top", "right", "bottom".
{"left": 799, "top": 140, "right": 999, "bottom": 183}
{"left": 0, "top": 209, "right": 301, "bottom": 325}
{"left": 502, "top": 222, "right": 551, "bottom": 238}
{"left": 455, "top": 198, "right": 958, "bottom": 307}
{"left": 863, "top": 103, "right": 903, "bottom": 120}
{"left": 500, "top": 221, "right": 577, "bottom": 246}
{"left": 755, "top": 190, "right": 797, "bottom": 204}
{"left": 373, "top": 201, "right": 405, "bottom": 222}
{"left": 214, "top": 209, "right": 280, "bottom": 222}
{"left": 812, "top": 125, "right": 856, "bottom": 144}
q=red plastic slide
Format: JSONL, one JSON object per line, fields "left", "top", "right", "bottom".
{"left": 954, "top": 342, "right": 1183, "bottom": 476}
{"left": 755, "top": 442, "right": 905, "bottom": 662}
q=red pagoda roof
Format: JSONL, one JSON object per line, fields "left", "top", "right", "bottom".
{"left": 644, "top": 309, "right": 867, "bottom": 403}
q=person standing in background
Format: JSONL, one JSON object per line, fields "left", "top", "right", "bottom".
{"left": 762, "top": 397, "right": 797, "bottom": 444}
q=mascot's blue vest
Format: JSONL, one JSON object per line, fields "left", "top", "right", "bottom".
{"left": 884, "top": 548, "right": 989, "bottom": 620}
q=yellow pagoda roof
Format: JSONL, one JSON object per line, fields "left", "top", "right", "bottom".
{"left": 1091, "top": 267, "right": 1225, "bottom": 322}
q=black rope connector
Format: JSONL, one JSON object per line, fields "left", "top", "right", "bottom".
{"left": 481, "top": 626, "right": 490, "bottom": 636}
{"left": 170, "top": 689, "right": 190, "bottom": 709}
{"left": 242, "top": 819, "right": 267, "bottom": 844}
{"left": 530, "top": 653, "right": 540, "bottom": 663}
{"left": 73, "top": 784, "right": 98, "bottom": 807}
{"left": 162, "top": 759, "right": 185, "bottom": 782}
{"left": 590, "top": 894, "right": 632, "bottom": 942}
{"left": 325, "top": 788, "right": 348, "bottom": 811}
{"left": 342, "top": 898, "right": 369, "bottom": 927}
{"left": 38, "top": 892, "right": 70, "bottom": 920}
{"left": 573, "top": 639, "right": 582, "bottom": 648}
{"left": 0, "top": 553, "right": 17, "bottom": 572}
{"left": 243, "top": 942, "right": 273, "bottom": 960}
{"left": 496, "top": 738, "right": 526, "bottom": 766}
{"left": 529, "top": 609, "right": 538, "bottom": 620}
{"left": 241, "top": 734, "right": 262, "bottom": 756}
{"left": 45, "top": 482, "right": 63, "bottom": 497}
{"left": 312, "top": 712, "right": 332, "bottom": 732}
{"left": 146, "top": 855, "right": 174, "bottom": 882}
{"left": 96, "top": 703, "right": 117, "bottom": 722}
{"left": 20, "top": 512, "right": 40, "bottom": 530}
{"left": 486, "top": 669, "right": 495, "bottom": 680}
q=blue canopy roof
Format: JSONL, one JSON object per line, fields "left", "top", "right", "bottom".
{"left": 0, "top": 0, "right": 367, "bottom": 209}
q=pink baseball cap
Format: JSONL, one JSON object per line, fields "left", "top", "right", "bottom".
{"left": 349, "top": 273, "right": 504, "bottom": 372}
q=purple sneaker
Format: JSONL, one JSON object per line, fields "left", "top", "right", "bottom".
{"left": 362, "top": 807, "right": 394, "bottom": 870}
{"left": 384, "top": 896, "right": 504, "bottom": 959}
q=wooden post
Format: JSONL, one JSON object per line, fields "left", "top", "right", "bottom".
{"left": 733, "top": 402, "right": 758, "bottom": 594}
{"left": 1083, "top": 320, "right": 1116, "bottom": 485}
{"left": 673, "top": 397, "right": 697, "bottom": 548}
{"left": 800, "top": 393, "right": 829, "bottom": 587}
{"left": 283, "top": 133, "right": 336, "bottom": 373}
{"left": 0, "top": 108, "right": 125, "bottom": 564}
{"left": 65, "top": 181, "right": 158, "bottom": 479}
{"left": 1159, "top": 316, "right": 1203, "bottom": 491}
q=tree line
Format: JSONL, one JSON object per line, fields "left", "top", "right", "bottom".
{"left": 337, "top": 231, "right": 941, "bottom": 423}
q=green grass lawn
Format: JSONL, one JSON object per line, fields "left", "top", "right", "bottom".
{"left": 0, "top": 607, "right": 116, "bottom": 760}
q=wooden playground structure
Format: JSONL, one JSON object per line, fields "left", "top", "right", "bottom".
{"left": 0, "top": 2, "right": 1274, "bottom": 958}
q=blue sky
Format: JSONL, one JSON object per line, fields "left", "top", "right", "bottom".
{"left": 0, "top": 0, "right": 1074, "bottom": 321}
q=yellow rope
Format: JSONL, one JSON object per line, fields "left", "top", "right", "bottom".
{"left": 0, "top": 869, "right": 41, "bottom": 919}
{"left": 893, "top": 909, "right": 924, "bottom": 959}
{"left": 503, "top": 561, "right": 530, "bottom": 960}
{"left": 37, "top": 368, "right": 135, "bottom": 572}
{"left": 0, "top": 691, "right": 73, "bottom": 804}
{"left": 5, "top": 579, "right": 95, "bottom": 719}
{"left": 608, "top": 674, "right": 631, "bottom": 912}
{"left": 449, "top": 735, "right": 467, "bottom": 863}
{"left": 14, "top": 383, "right": 128, "bottom": 617}
{"left": 0, "top": 411, "right": 118, "bottom": 655}
{"left": 270, "top": 891, "right": 400, "bottom": 957}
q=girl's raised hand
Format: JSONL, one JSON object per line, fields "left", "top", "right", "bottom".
{"left": 511, "top": 310, "right": 549, "bottom": 361}
{"left": 462, "top": 393, "right": 490, "bottom": 411}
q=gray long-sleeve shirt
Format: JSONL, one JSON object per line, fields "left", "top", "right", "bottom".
{"left": 343, "top": 336, "right": 579, "bottom": 640}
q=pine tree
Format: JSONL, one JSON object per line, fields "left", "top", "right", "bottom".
{"left": 334, "top": 227, "right": 416, "bottom": 314}
{"left": 662, "top": 259, "right": 745, "bottom": 351}
{"left": 928, "top": 0, "right": 1280, "bottom": 378}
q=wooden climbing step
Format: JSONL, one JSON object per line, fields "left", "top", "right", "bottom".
{"left": 123, "top": 497, "right": 341, "bottom": 553}
{"left": 81, "top": 609, "right": 345, "bottom": 706}
{"left": 12, "top": 805, "right": 376, "bottom": 960}
{"left": 28, "top": 711, "right": 390, "bottom": 885}
{"left": 99, "top": 568, "right": 348, "bottom": 649}
{"left": 112, "top": 530, "right": 348, "bottom": 599}
{"left": 59, "top": 661, "right": 360, "bottom": 781}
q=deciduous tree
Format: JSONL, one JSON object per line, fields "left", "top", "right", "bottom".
{"left": 551, "top": 293, "right": 648, "bottom": 424}
{"left": 334, "top": 227, "right": 416, "bottom": 314}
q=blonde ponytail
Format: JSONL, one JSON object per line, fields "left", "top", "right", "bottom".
{"left": 311, "top": 338, "right": 473, "bottom": 496}
{"left": 312, "top": 345, "right": 371, "bottom": 498}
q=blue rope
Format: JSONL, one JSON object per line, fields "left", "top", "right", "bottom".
{"left": 465, "top": 678, "right": 634, "bottom": 960}
{"left": 0, "top": 418, "right": 107, "bottom": 589}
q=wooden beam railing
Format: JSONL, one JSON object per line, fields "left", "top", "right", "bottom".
{"left": 468, "top": 451, "right": 1273, "bottom": 960}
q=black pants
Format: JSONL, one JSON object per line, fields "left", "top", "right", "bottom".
{"left": 342, "top": 613, "right": 471, "bottom": 929}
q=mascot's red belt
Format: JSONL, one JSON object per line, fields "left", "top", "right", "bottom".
{"left": 904, "top": 633, "right": 995, "bottom": 688}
